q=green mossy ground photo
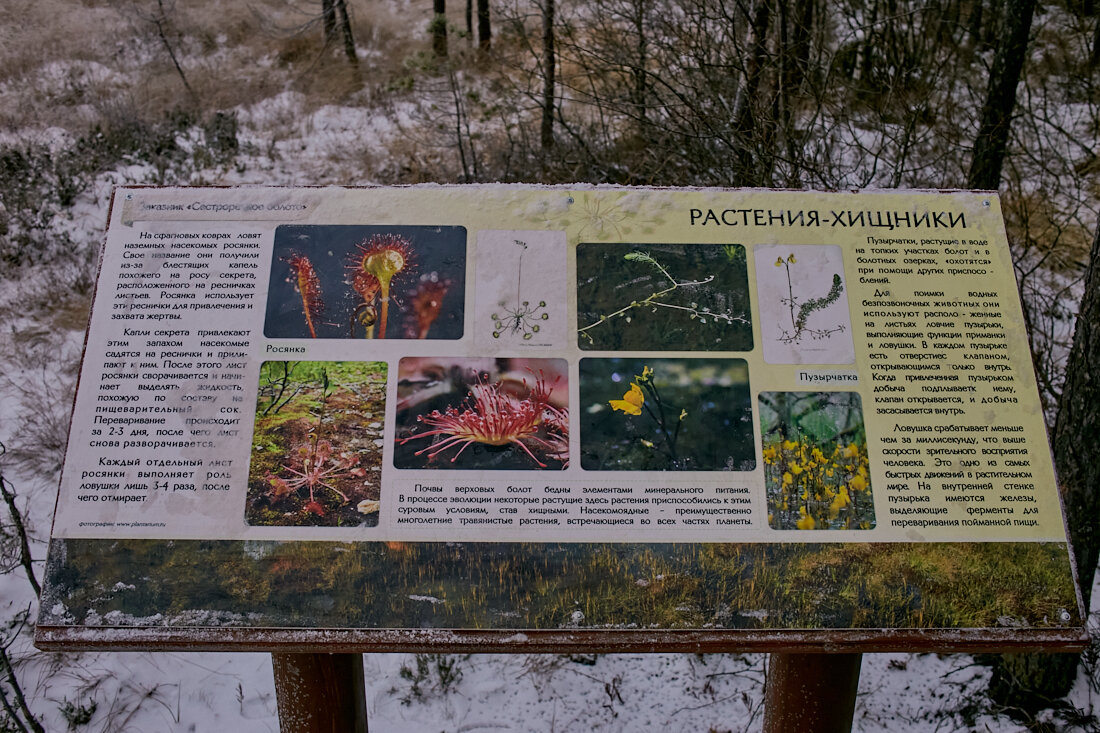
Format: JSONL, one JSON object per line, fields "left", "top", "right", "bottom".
{"left": 246, "top": 361, "right": 387, "bottom": 527}
{"left": 42, "top": 539, "right": 1079, "bottom": 632}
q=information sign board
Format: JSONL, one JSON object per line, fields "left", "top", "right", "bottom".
{"left": 35, "top": 186, "right": 1085, "bottom": 651}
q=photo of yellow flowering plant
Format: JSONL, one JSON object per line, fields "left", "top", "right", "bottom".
{"left": 759, "top": 391, "right": 875, "bottom": 530}
{"left": 580, "top": 357, "right": 755, "bottom": 471}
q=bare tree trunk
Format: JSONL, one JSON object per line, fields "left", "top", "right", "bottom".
{"left": 334, "top": 0, "right": 359, "bottom": 73}
{"left": 1055, "top": 224, "right": 1100, "bottom": 616}
{"left": 432, "top": 0, "right": 448, "bottom": 58}
{"left": 540, "top": 0, "right": 556, "bottom": 166}
{"left": 986, "top": 224, "right": 1100, "bottom": 715}
{"left": 733, "top": 0, "right": 772, "bottom": 186}
{"left": 465, "top": 0, "right": 473, "bottom": 45}
{"left": 968, "top": 0, "right": 985, "bottom": 45}
{"left": 628, "top": 0, "right": 649, "bottom": 124}
{"left": 780, "top": 0, "right": 813, "bottom": 185}
{"left": 477, "top": 0, "right": 491, "bottom": 50}
{"left": 151, "top": 0, "right": 197, "bottom": 106}
{"left": 321, "top": 0, "right": 337, "bottom": 44}
{"left": 967, "top": 0, "right": 1036, "bottom": 189}
{"left": 1091, "top": 14, "right": 1100, "bottom": 67}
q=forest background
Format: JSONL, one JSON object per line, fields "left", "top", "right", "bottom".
{"left": 0, "top": 0, "right": 1098, "bottom": 730}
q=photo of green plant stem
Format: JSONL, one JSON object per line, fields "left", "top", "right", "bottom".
{"left": 247, "top": 361, "right": 387, "bottom": 527}
{"left": 760, "top": 391, "right": 874, "bottom": 531}
{"left": 579, "top": 358, "right": 754, "bottom": 471}
{"left": 44, "top": 539, "right": 1078, "bottom": 632}
{"left": 264, "top": 225, "right": 466, "bottom": 340}
{"left": 576, "top": 243, "right": 752, "bottom": 351}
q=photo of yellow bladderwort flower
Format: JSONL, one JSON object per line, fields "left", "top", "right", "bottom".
{"left": 759, "top": 391, "right": 875, "bottom": 531}
{"left": 580, "top": 358, "right": 754, "bottom": 471}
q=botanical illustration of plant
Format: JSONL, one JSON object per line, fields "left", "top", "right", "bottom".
{"left": 247, "top": 361, "right": 387, "bottom": 527}
{"left": 579, "top": 357, "right": 755, "bottom": 472}
{"left": 576, "top": 244, "right": 753, "bottom": 351}
{"left": 491, "top": 239, "right": 549, "bottom": 341}
{"left": 759, "top": 391, "right": 874, "bottom": 531}
{"left": 394, "top": 358, "right": 569, "bottom": 470}
{"left": 264, "top": 225, "right": 465, "bottom": 340}
{"left": 774, "top": 253, "right": 846, "bottom": 344}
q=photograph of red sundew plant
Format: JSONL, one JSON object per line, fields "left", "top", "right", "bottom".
{"left": 247, "top": 361, "right": 387, "bottom": 527}
{"left": 760, "top": 391, "right": 875, "bottom": 530}
{"left": 393, "top": 357, "right": 568, "bottom": 470}
{"left": 264, "top": 224, "right": 466, "bottom": 340}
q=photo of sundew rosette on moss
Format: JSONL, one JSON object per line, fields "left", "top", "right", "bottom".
{"left": 760, "top": 391, "right": 874, "bottom": 530}
{"left": 264, "top": 224, "right": 466, "bottom": 340}
{"left": 246, "top": 361, "right": 387, "bottom": 527}
{"left": 393, "top": 357, "right": 569, "bottom": 470}
{"left": 575, "top": 243, "right": 753, "bottom": 351}
{"left": 579, "top": 358, "right": 755, "bottom": 471}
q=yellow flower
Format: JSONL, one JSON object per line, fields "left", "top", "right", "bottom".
{"left": 787, "top": 254, "right": 797, "bottom": 264}
{"left": 790, "top": 463, "right": 803, "bottom": 475}
{"left": 610, "top": 382, "right": 644, "bottom": 415}
{"left": 679, "top": 408, "right": 688, "bottom": 421}
{"left": 637, "top": 365, "right": 653, "bottom": 382}
{"left": 782, "top": 472, "right": 793, "bottom": 487}
{"left": 849, "top": 474, "right": 868, "bottom": 492}
{"left": 774, "top": 257, "right": 784, "bottom": 267}
{"left": 762, "top": 445, "right": 778, "bottom": 464}
{"left": 796, "top": 507, "right": 816, "bottom": 530}
{"left": 783, "top": 439, "right": 798, "bottom": 451}
{"left": 843, "top": 442, "right": 859, "bottom": 459}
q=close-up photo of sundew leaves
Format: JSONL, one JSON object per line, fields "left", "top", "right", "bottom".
{"left": 576, "top": 243, "right": 753, "bottom": 351}
{"left": 247, "top": 361, "right": 387, "bottom": 528}
{"left": 759, "top": 391, "right": 875, "bottom": 531}
{"left": 579, "top": 357, "right": 755, "bottom": 471}
{"left": 394, "top": 357, "right": 569, "bottom": 471}
{"left": 264, "top": 224, "right": 466, "bottom": 340}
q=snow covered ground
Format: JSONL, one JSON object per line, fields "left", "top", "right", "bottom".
{"left": 2, "top": 1, "right": 1098, "bottom": 730}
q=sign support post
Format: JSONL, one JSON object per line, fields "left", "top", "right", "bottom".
{"left": 763, "top": 653, "right": 862, "bottom": 732}
{"left": 271, "top": 653, "right": 367, "bottom": 733}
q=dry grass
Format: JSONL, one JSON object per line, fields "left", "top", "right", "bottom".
{"left": 0, "top": 0, "right": 431, "bottom": 135}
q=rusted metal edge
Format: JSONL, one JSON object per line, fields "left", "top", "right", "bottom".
{"left": 34, "top": 625, "right": 1088, "bottom": 654}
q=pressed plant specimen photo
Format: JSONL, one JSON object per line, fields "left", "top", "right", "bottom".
{"left": 578, "top": 357, "right": 755, "bottom": 471}
{"left": 759, "top": 391, "right": 875, "bottom": 531}
{"left": 576, "top": 243, "right": 753, "bottom": 351}
{"left": 247, "top": 360, "right": 387, "bottom": 527}
{"left": 753, "top": 244, "right": 854, "bottom": 364}
{"left": 394, "top": 357, "right": 569, "bottom": 470}
{"left": 264, "top": 224, "right": 466, "bottom": 340}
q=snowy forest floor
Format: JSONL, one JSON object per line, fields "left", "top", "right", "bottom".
{"left": 2, "top": 0, "right": 1100, "bottom": 730}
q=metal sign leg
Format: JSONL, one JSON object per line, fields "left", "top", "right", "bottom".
{"left": 763, "top": 652, "right": 862, "bottom": 733}
{"left": 272, "top": 652, "right": 368, "bottom": 733}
